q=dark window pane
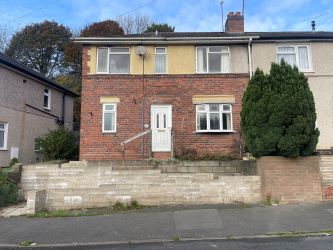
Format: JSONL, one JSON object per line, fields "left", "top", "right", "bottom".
{"left": 210, "top": 113, "right": 220, "bottom": 130}
{"left": 223, "top": 113, "right": 231, "bottom": 130}
{"left": 44, "top": 95, "right": 48, "bottom": 108}
{"left": 0, "top": 124, "right": 4, "bottom": 129}
{"left": 197, "top": 113, "right": 207, "bottom": 130}
{"left": 0, "top": 131, "right": 4, "bottom": 148}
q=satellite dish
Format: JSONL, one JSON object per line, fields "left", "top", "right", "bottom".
{"left": 135, "top": 46, "right": 147, "bottom": 56}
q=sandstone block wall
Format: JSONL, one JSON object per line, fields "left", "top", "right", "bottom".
{"left": 257, "top": 156, "right": 323, "bottom": 204}
{"left": 21, "top": 161, "right": 261, "bottom": 210}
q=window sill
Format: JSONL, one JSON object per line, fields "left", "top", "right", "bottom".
{"left": 43, "top": 107, "right": 51, "bottom": 111}
{"left": 0, "top": 148, "right": 8, "bottom": 151}
{"left": 102, "top": 131, "right": 117, "bottom": 134}
{"left": 194, "top": 130, "right": 236, "bottom": 134}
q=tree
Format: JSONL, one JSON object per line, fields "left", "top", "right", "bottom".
{"left": 0, "top": 26, "right": 11, "bottom": 53}
{"left": 145, "top": 23, "right": 175, "bottom": 33}
{"left": 36, "top": 127, "right": 79, "bottom": 161}
{"left": 81, "top": 20, "right": 124, "bottom": 37}
{"left": 241, "top": 61, "right": 319, "bottom": 158}
{"left": 5, "top": 21, "right": 72, "bottom": 78}
{"left": 117, "top": 13, "right": 152, "bottom": 34}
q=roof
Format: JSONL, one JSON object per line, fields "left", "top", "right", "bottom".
{"left": 75, "top": 31, "right": 333, "bottom": 45}
{"left": 0, "top": 52, "right": 78, "bottom": 97}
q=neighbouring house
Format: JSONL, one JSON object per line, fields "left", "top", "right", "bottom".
{"left": 75, "top": 11, "right": 333, "bottom": 161}
{"left": 0, "top": 53, "right": 78, "bottom": 167}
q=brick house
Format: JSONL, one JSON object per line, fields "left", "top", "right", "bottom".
{"left": 0, "top": 53, "right": 78, "bottom": 166}
{"left": 76, "top": 12, "right": 333, "bottom": 160}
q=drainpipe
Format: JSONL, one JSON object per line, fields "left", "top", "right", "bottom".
{"left": 61, "top": 93, "right": 66, "bottom": 126}
{"left": 141, "top": 55, "right": 145, "bottom": 156}
{"left": 248, "top": 37, "right": 253, "bottom": 77}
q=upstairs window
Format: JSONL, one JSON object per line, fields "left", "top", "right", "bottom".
{"left": 277, "top": 45, "right": 311, "bottom": 71}
{"left": 43, "top": 89, "right": 51, "bottom": 109}
{"left": 196, "top": 104, "right": 232, "bottom": 132}
{"left": 102, "top": 103, "right": 117, "bottom": 133}
{"left": 155, "top": 47, "right": 167, "bottom": 74}
{"left": 196, "top": 46, "right": 230, "bottom": 73}
{"left": 0, "top": 122, "right": 8, "bottom": 150}
{"left": 97, "top": 47, "right": 130, "bottom": 74}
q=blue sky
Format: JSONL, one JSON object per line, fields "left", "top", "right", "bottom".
{"left": 1, "top": 0, "right": 333, "bottom": 33}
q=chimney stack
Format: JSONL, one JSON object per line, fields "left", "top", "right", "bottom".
{"left": 225, "top": 11, "right": 244, "bottom": 33}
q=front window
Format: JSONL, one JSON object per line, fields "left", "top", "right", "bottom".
{"left": 0, "top": 122, "right": 8, "bottom": 150}
{"left": 102, "top": 103, "right": 117, "bottom": 133}
{"left": 43, "top": 89, "right": 51, "bottom": 109}
{"left": 277, "top": 45, "right": 311, "bottom": 71}
{"left": 196, "top": 46, "right": 230, "bottom": 73}
{"left": 97, "top": 47, "right": 130, "bottom": 74}
{"left": 196, "top": 104, "right": 232, "bottom": 132}
{"left": 155, "top": 47, "right": 167, "bottom": 74}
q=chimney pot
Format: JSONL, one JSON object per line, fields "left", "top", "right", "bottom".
{"left": 236, "top": 11, "right": 241, "bottom": 16}
{"left": 228, "top": 12, "right": 234, "bottom": 16}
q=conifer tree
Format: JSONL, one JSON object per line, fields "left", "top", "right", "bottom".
{"left": 241, "top": 61, "right": 319, "bottom": 158}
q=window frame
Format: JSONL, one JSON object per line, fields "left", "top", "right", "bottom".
{"left": 196, "top": 46, "right": 230, "bottom": 74}
{"left": 96, "top": 47, "right": 130, "bottom": 74}
{"left": 154, "top": 47, "right": 167, "bottom": 74}
{"left": 0, "top": 122, "right": 8, "bottom": 150}
{"left": 102, "top": 103, "right": 117, "bottom": 133}
{"left": 195, "top": 104, "right": 233, "bottom": 133}
{"left": 276, "top": 44, "right": 312, "bottom": 72}
{"left": 43, "top": 89, "right": 51, "bottom": 110}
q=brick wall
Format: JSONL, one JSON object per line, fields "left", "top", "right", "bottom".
{"left": 81, "top": 47, "right": 249, "bottom": 160}
{"left": 319, "top": 156, "right": 333, "bottom": 200}
{"left": 257, "top": 156, "right": 323, "bottom": 204}
{"left": 21, "top": 161, "right": 261, "bottom": 210}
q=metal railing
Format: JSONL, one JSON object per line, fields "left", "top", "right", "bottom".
{"left": 120, "top": 129, "right": 151, "bottom": 159}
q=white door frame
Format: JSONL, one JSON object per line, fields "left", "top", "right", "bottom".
{"left": 151, "top": 105, "right": 172, "bottom": 152}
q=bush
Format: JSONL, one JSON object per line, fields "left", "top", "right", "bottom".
{"left": 0, "top": 171, "right": 18, "bottom": 207}
{"left": 241, "top": 61, "right": 319, "bottom": 158}
{"left": 36, "top": 127, "right": 79, "bottom": 161}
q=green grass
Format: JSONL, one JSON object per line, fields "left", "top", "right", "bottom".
{"left": 172, "top": 235, "right": 180, "bottom": 241}
{"left": 30, "top": 200, "right": 146, "bottom": 218}
{"left": 20, "top": 240, "right": 33, "bottom": 247}
{"left": 266, "top": 230, "right": 333, "bottom": 237}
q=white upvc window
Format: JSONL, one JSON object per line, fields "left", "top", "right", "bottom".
{"left": 155, "top": 47, "right": 167, "bottom": 74}
{"left": 276, "top": 45, "right": 311, "bottom": 71}
{"left": 0, "top": 122, "right": 8, "bottom": 150}
{"left": 43, "top": 89, "right": 51, "bottom": 109}
{"left": 97, "top": 47, "right": 130, "bottom": 74}
{"left": 196, "top": 104, "right": 233, "bottom": 132}
{"left": 102, "top": 103, "right": 117, "bottom": 133}
{"left": 196, "top": 46, "right": 230, "bottom": 73}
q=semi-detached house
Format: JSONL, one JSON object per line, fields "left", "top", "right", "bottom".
{"left": 75, "top": 12, "right": 333, "bottom": 160}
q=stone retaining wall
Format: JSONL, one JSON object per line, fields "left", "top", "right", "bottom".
{"left": 21, "top": 161, "right": 261, "bottom": 210}
{"left": 257, "top": 156, "right": 323, "bottom": 204}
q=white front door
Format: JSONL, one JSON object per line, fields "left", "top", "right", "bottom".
{"left": 151, "top": 105, "right": 172, "bottom": 152}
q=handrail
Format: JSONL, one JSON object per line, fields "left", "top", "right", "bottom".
{"left": 120, "top": 129, "right": 151, "bottom": 158}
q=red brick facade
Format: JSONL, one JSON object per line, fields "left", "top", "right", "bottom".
{"left": 80, "top": 46, "right": 249, "bottom": 160}
{"left": 225, "top": 12, "right": 244, "bottom": 33}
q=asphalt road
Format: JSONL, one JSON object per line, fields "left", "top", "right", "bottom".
{"left": 1, "top": 236, "right": 333, "bottom": 250}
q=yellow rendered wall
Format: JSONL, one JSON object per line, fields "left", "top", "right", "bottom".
{"left": 86, "top": 45, "right": 247, "bottom": 75}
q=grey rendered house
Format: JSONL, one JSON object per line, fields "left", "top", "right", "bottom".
{"left": 0, "top": 52, "right": 78, "bottom": 167}
{"left": 250, "top": 32, "right": 333, "bottom": 152}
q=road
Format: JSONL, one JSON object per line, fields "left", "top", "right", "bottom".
{"left": 1, "top": 236, "right": 333, "bottom": 250}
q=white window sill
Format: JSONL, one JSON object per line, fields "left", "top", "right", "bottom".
{"left": 0, "top": 148, "right": 8, "bottom": 151}
{"left": 194, "top": 130, "right": 236, "bottom": 134}
{"left": 102, "top": 131, "right": 117, "bottom": 134}
{"left": 195, "top": 72, "right": 230, "bottom": 74}
{"left": 43, "top": 107, "right": 51, "bottom": 111}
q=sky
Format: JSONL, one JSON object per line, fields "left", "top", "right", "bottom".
{"left": 1, "top": 0, "right": 333, "bottom": 34}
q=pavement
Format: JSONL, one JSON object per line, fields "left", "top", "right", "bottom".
{"left": 0, "top": 202, "right": 333, "bottom": 248}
